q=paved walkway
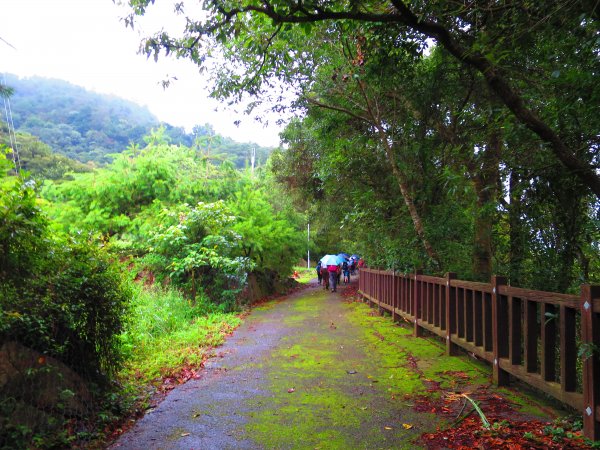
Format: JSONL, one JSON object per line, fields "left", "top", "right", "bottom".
{"left": 109, "top": 280, "right": 559, "bottom": 449}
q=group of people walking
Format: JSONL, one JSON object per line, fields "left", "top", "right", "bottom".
{"left": 316, "top": 255, "right": 364, "bottom": 292}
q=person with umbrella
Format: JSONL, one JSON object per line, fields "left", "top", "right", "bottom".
{"left": 329, "top": 260, "right": 339, "bottom": 292}
{"left": 342, "top": 259, "right": 350, "bottom": 284}
{"left": 349, "top": 258, "right": 357, "bottom": 276}
{"left": 321, "top": 254, "right": 341, "bottom": 292}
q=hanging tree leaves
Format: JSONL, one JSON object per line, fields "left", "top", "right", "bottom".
{"left": 125, "top": 0, "right": 600, "bottom": 197}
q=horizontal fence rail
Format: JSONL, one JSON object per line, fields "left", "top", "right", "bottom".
{"left": 358, "top": 268, "right": 600, "bottom": 440}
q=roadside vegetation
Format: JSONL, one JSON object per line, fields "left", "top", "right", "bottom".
{"left": 118, "top": 285, "right": 242, "bottom": 384}
{"left": 0, "top": 132, "right": 308, "bottom": 447}
{"left": 292, "top": 266, "right": 317, "bottom": 284}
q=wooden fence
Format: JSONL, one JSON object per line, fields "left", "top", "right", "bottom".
{"left": 358, "top": 268, "right": 600, "bottom": 440}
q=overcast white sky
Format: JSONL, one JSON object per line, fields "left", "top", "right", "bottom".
{"left": 0, "top": 0, "right": 284, "bottom": 147}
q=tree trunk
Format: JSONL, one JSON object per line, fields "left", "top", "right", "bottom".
{"left": 471, "top": 131, "right": 501, "bottom": 281}
{"left": 508, "top": 170, "right": 525, "bottom": 286}
{"left": 576, "top": 247, "right": 590, "bottom": 283}
{"left": 554, "top": 179, "right": 585, "bottom": 292}
{"left": 307, "top": 85, "right": 442, "bottom": 269}
{"left": 378, "top": 127, "right": 442, "bottom": 269}
{"left": 353, "top": 80, "right": 442, "bottom": 269}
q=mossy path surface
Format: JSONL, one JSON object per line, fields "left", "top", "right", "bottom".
{"left": 110, "top": 280, "right": 564, "bottom": 449}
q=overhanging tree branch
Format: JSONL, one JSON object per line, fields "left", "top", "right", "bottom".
{"left": 387, "top": 0, "right": 600, "bottom": 197}
{"left": 306, "top": 96, "right": 370, "bottom": 122}
{"left": 205, "top": 0, "right": 600, "bottom": 197}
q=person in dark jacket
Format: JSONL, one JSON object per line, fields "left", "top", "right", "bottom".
{"left": 316, "top": 261, "right": 322, "bottom": 285}
{"left": 342, "top": 260, "right": 350, "bottom": 284}
{"left": 321, "top": 265, "right": 330, "bottom": 290}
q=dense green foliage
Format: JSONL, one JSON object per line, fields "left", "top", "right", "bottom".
{"left": 126, "top": 0, "right": 599, "bottom": 292}
{"left": 145, "top": 200, "right": 254, "bottom": 307}
{"left": 271, "top": 38, "right": 599, "bottom": 291}
{"left": 41, "top": 138, "right": 305, "bottom": 306}
{"left": 3, "top": 74, "right": 274, "bottom": 167}
{"left": 0, "top": 125, "right": 93, "bottom": 180}
{"left": 0, "top": 152, "right": 130, "bottom": 379}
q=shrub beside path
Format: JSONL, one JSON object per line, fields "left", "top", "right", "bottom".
{"left": 109, "top": 279, "right": 582, "bottom": 449}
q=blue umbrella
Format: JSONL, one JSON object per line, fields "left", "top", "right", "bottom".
{"left": 337, "top": 254, "right": 350, "bottom": 265}
{"left": 336, "top": 254, "right": 346, "bottom": 264}
{"left": 321, "top": 254, "right": 341, "bottom": 266}
{"left": 350, "top": 254, "right": 360, "bottom": 261}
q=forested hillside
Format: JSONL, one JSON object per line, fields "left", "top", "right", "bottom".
{"left": 2, "top": 74, "right": 274, "bottom": 167}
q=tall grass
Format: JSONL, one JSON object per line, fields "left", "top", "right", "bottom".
{"left": 119, "top": 285, "right": 242, "bottom": 383}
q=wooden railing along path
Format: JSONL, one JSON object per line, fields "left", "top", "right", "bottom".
{"left": 358, "top": 268, "right": 600, "bottom": 440}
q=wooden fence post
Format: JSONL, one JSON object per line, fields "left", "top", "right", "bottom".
{"left": 445, "top": 272, "right": 458, "bottom": 356}
{"left": 392, "top": 271, "right": 398, "bottom": 322}
{"left": 375, "top": 269, "right": 385, "bottom": 316}
{"left": 369, "top": 270, "right": 376, "bottom": 308}
{"left": 364, "top": 269, "right": 370, "bottom": 303}
{"left": 358, "top": 268, "right": 363, "bottom": 297}
{"left": 492, "top": 275, "right": 509, "bottom": 386}
{"left": 582, "top": 284, "right": 600, "bottom": 441}
{"left": 413, "top": 269, "right": 423, "bottom": 337}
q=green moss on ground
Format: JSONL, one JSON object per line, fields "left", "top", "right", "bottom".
{"left": 242, "top": 289, "right": 560, "bottom": 448}
{"left": 495, "top": 386, "right": 561, "bottom": 418}
{"left": 245, "top": 291, "right": 432, "bottom": 448}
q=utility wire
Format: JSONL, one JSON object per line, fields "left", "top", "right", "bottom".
{"left": 0, "top": 35, "right": 17, "bottom": 50}
{"left": 2, "top": 73, "right": 22, "bottom": 176}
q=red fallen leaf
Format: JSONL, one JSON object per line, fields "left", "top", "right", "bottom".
{"left": 419, "top": 397, "right": 589, "bottom": 450}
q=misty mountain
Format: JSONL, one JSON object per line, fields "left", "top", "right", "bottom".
{"left": 1, "top": 74, "right": 273, "bottom": 167}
